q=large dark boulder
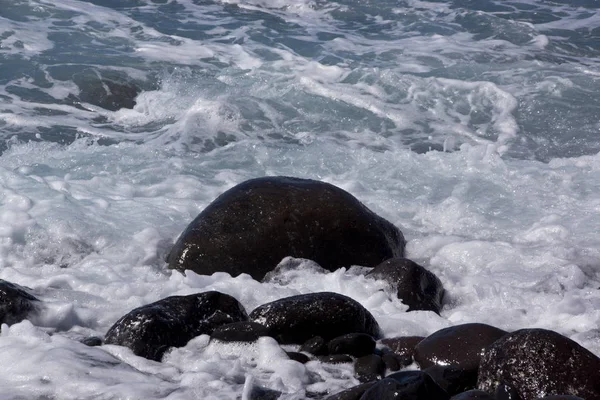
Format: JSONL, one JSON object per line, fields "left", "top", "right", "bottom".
{"left": 477, "top": 329, "right": 600, "bottom": 400}
{"left": 0, "top": 279, "right": 40, "bottom": 325}
{"left": 168, "top": 177, "right": 405, "bottom": 281}
{"left": 249, "top": 292, "right": 381, "bottom": 344}
{"left": 366, "top": 258, "right": 444, "bottom": 314}
{"left": 105, "top": 291, "right": 248, "bottom": 361}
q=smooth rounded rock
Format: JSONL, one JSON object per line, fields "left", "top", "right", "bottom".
{"left": 249, "top": 292, "right": 381, "bottom": 344}
{"left": 211, "top": 321, "right": 272, "bottom": 342}
{"left": 328, "top": 333, "right": 376, "bottom": 357}
{"left": 105, "top": 291, "right": 248, "bottom": 361}
{"left": 366, "top": 258, "right": 444, "bottom": 313}
{"left": 414, "top": 323, "right": 507, "bottom": 370}
{"left": 0, "top": 279, "right": 40, "bottom": 325}
{"left": 361, "top": 371, "right": 450, "bottom": 400}
{"left": 168, "top": 176, "right": 406, "bottom": 281}
{"left": 477, "top": 328, "right": 600, "bottom": 400}
{"left": 354, "top": 354, "right": 385, "bottom": 383}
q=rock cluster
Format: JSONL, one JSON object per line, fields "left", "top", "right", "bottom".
{"left": 5, "top": 177, "right": 599, "bottom": 400}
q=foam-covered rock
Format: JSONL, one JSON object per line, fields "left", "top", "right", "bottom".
{"left": 105, "top": 291, "right": 248, "bottom": 361}
{"left": 477, "top": 328, "right": 600, "bottom": 400}
{"left": 168, "top": 176, "right": 406, "bottom": 280}
{"left": 0, "top": 279, "right": 40, "bottom": 325}
{"left": 249, "top": 292, "right": 381, "bottom": 344}
{"left": 366, "top": 258, "right": 444, "bottom": 313}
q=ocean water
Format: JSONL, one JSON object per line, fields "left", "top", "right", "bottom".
{"left": 1, "top": 0, "right": 600, "bottom": 398}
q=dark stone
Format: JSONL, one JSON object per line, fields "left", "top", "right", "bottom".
{"left": 360, "top": 371, "right": 450, "bottom": 400}
{"left": 72, "top": 69, "right": 141, "bottom": 111}
{"left": 286, "top": 351, "right": 310, "bottom": 364}
{"left": 0, "top": 279, "right": 40, "bottom": 325}
{"left": 81, "top": 336, "right": 103, "bottom": 347}
{"left": 381, "top": 352, "right": 402, "bottom": 372}
{"left": 450, "top": 390, "right": 494, "bottom": 400}
{"left": 424, "top": 365, "right": 477, "bottom": 396}
{"left": 325, "top": 381, "right": 377, "bottom": 400}
{"left": 167, "top": 176, "right": 406, "bottom": 281}
{"left": 477, "top": 329, "right": 600, "bottom": 400}
{"left": 379, "top": 336, "right": 424, "bottom": 367}
{"left": 414, "top": 323, "right": 507, "bottom": 370}
{"left": 211, "top": 321, "right": 271, "bottom": 342}
{"left": 318, "top": 354, "right": 353, "bottom": 364}
{"left": 495, "top": 383, "right": 523, "bottom": 400}
{"left": 301, "top": 336, "right": 328, "bottom": 355}
{"left": 300, "top": 336, "right": 327, "bottom": 356}
{"left": 328, "top": 333, "right": 376, "bottom": 357}
{"left": 249, "top": 292, "right": 381, "bottom": 344}
{"left": 534, "top": 397, "right": 585, "bottom": 400}
{"left": 366, "top": 258, "right": 444, "bottom": 314}
{"left": 250, "top": 386, "right": 281, "bottom": 400}
{"left": 104, "top": 291, "right": 248, "bottom": 361}
{"left": 354, "top": 354, "right": 385, "bottom": 382}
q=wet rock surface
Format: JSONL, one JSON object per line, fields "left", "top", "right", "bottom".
{"left": 425, "top": 365, "right": 478, "bottom": 396}
{"left": 361, "top": 370, "right": 450, "bottom": 400}
{"left": 328, "top": 333, "right": 376, "bottom": 357}
{"left": 0, "top": 279, "right": 40, "bottom": 326}
{"left": 366, "top": 258, "right": 444, "bottom": 313}
{"left": 104, "top": 291, "right": 248, "bottom": 361}
{"left": 379, "top": 336, "right": 424, "bottom": 368}
{"left": 249, "top": 292, "right": 381, "bottom": 344}
{"left": 168, "top": 176, "right": 406, "bottom": 280}
{"left": 210, "top": 321, "right": 272, "bottom": 342}
{"left": 477, "top": 328, "right": 600, "bottom": 400}
{"left": 450, "top": 390, "right": 495, "bottom": 400}
{"left": 354, "top": 354, "right": 385, "bottom": 382}
{"left": 414, "top": 323, "right": 507, "bottom": 370}
{"left": 325, "top": 381, "right": 377, "bottom": 400}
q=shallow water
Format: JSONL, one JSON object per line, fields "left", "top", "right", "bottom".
{"left": 1, "top": 0, "right": 600, "bottom": 398}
